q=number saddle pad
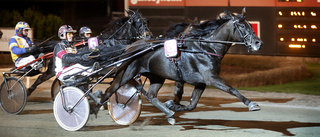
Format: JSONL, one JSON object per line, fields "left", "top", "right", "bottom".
{"left": 88, "top": 37, "right": 99, "bottom": 52}
{"left": 164, "top": 39, "right": 178, "bottom": 58}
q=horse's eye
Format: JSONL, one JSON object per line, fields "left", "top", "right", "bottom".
{"left": 240, "top": 24, "right": 245, "bottom": 28}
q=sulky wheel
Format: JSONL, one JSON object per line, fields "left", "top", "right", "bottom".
{"left": 108, "top": 84, "right": 142, "bottom": 125}
{"left": 0, "top": 77, "right": 27, "bottom": 114}
{"left": 53, "top": 86, "right": 89, "bottom": 131}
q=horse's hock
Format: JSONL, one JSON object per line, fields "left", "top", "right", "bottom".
{"left": 220, "top": 55, "right": 314, "bottom": 87}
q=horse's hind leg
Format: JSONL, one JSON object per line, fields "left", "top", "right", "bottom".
{"left": 27, "top": 61, "right": 55, "bottom": 96}
{"left": 210, "top": 75, "right": 260, "bottom": 111}
{"left": 165, "top": 84, "right": 205, "bottom": 112}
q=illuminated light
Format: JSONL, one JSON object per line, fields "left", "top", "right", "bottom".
{"left": 289, "top": 44, "right": 305, "bottom": 48}
{"left": 278, "top": 24, "right": 283, "bottom": 28}
{"left": 312, "top": 38, "right": 316, "bottom": 42}
{"left": 304, "top": 38, "right": 307, "bottom": 42}
{"left": 311, "top": 25, "right": 317, "bottom": 29}
{"left": 311, "top": 12, "right": 317, "bottom": 16}
{"left": 297, "top": 0, "right": 302, "bottom": 2}
{"left": 297, "top": 38, "right": 301, "bottom": 42}
{"left": 298, "top": 38, "right": 302, "bottom": 42}
{"left": 294, "top": 12, "right": 297, "bottom": 16}
{"left": 278, "top": 11, "right": 283, "bottom": 16}
{"left": 286, "top": 0, "right": 289, "bottom": 1}
{"left": 294, "top": 25, "right": 297, "bottom": 28}
{"left": 297, "top": 12, "right": 301, "bottom": 16}
{"left": 302, "top": 11, "right": 305, "bottom": 16}
{"left": 303, "top": 25, "right": 307, "bottom": 29}
{"left": 291, "top": 38, "right": 295, "bottom": 41}
{"left": 280, "top": 37, "right": 284, "bottom": 41}
{"left": 298, "top": 25, "right": 301, "bottom": 28}
{"left": 291, "top": 11, "right": 294, "bottom": 16}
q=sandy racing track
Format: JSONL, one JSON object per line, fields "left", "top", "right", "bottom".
{"left": 0, "top": 79, "right": 320, "bottom": 137}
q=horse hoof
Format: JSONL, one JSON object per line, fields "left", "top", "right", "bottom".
{"left": 164, "top": 100, "right": 174, "bottom": 109}
{"left": 167, "top": 116, "right": 176, "bottom": 125}
{"left": 248, "top": 102, "right": 261, "bottom": 111}
{"left": 90, "top": 105, "right": 101, "bottom": 118}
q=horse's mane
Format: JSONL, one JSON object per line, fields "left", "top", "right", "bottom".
{"left": 189, "top": 19, "right": 230, "bottom": 37}
{"left": 99, "top": 17, "right": 130, "bottom": 39}
{"left": 189, "top": 12, "right": 236, "bottom": 37}
{"left": 165, "top": 22, "right": 189, "bottom": 38}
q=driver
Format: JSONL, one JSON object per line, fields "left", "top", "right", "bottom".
{"left": 9, "top": 21, "right": 42, "bottom": 69}
{"left": 74, "top": 26, "right": 92, "bottom": 50}
{"left": 79, "top": 26, "right": 92, "bottom": 39}
{"left": 53, "top": 25, "right": 98, "bottom": 83}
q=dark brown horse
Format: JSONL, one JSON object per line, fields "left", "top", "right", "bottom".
{"left": 95, "top": 9, "right": 263, "bottom": 124}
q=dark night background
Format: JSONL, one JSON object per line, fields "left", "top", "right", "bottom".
{"left": 1, "top": 0, "right": 125, "bottom": 36}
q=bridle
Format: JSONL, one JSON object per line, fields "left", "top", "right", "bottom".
{"left": 232, "top": 16, "right": 256, "bottom": 49}
{"left": 129, "top": 15, "right": 152, "bottom": 39}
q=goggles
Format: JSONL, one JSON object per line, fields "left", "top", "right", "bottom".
{"left": 84, "top": 33, "right": 91, "bottom": 37}
{"left": 67, "top": 32, "right": 74, "bottom": 37}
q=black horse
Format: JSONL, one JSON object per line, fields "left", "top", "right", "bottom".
{"left": 98, "top": 10, "right": 151, "bottom": 47}
{"left": 27, "top": 10, "right": 151, "bottom": 95}
{"left": 95, "top": 8, "right": 263, "bottom": 124}
{"left": 78, "top": 10, "right": 152, "bottom": 66}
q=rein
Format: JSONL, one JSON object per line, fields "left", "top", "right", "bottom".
{"left": 180, "top": 39, "right": 246, "bottom": 45}
{"left": 175, "top": 38, "right": 246, "bottom": 58}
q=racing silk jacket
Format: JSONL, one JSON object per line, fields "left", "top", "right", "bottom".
{"left": 53, "top": 40, "right": 85, "bottom": 77}
{"left": 8, "top": 34, "right": 34, "bottom": 62}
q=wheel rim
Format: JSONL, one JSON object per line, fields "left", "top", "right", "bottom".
{"left": 0, "top": 78, "right": 26, "bottom": 114}
{"left": 108, "top": 84, "right": 142, "bottom": 125}
{"left": 53, "top": 87, "right": 89, "bottom": 131}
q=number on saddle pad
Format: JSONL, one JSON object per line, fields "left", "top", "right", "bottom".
{"left": 88, "top": 37, "right": 99, "bottom": 52}
{"left": 164, "top": 39, "right": 178, "bottom": 58}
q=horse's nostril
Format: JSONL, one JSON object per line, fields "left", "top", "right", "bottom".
{"left": 256, "top": 41, "right": 261, "bottom": 45}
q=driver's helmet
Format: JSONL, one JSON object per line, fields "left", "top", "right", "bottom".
{"left": 15, "top": 21, "right": 31, "bottom": 36}
{"left": 79, "top": 26, "right": 92, "bottom": 38}
{"left": 58, "top": 25, "right": 76, "bottom": 40}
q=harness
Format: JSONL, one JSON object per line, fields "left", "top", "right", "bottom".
{"left": 165, "top": 16, "right": 255, "bottom": 80}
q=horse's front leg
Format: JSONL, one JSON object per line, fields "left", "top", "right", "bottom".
{"left": 209, "top": 75, "right": 260, "bottom": 111}
{"left": 165, "top": 84, "right": 205, "bottom": 112}
{"left": 173, "top": 82, "right": 184, "bottom": 104}
{"left": 145, "top": 77, "right": 176, "bottom": 125}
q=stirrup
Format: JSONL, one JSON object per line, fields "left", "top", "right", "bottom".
{"left": 92, "top": 62, "right": 100, "bottom": 71}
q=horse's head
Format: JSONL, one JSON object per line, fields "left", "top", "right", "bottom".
{"left": 229, "top": 8, "right": 263, "bottom": 52}
{"left": 126, "top": 10, "right": 153, "bottom": 39}
{"left": 99, "top": 10, "right": 152, "bottom": 41}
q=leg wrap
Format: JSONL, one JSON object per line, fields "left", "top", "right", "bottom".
{"left": 151, "top": 98, "right": 175, "bottom": 117}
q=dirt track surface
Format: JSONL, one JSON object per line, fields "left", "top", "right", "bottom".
{"left": 0, "top": 79, "right": 320, "bottom": 137}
